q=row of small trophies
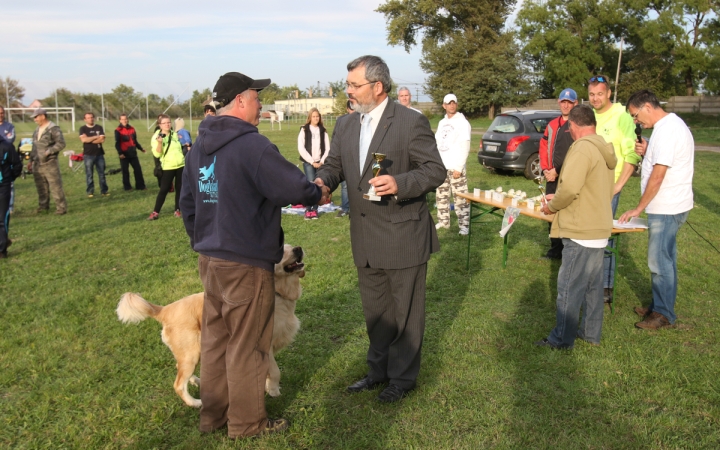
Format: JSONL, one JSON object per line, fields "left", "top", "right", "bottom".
{"left": 364, "top": 154, "right": 549, "bottom": 210}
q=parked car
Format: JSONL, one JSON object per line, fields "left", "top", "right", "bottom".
{"left": 478, "top": 110, "right": 561, "bottom": 179}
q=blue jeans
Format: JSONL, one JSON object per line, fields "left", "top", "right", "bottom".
{"left": 340, "top": 181, "right": 349, "bottom": 212}
{"left": 548, "top": 239, "right": 605, "bottom": 348}
{"left": 302, "top": 162, "right": 318, "bottom": 213}
{"left": 84, "top": 154, "right": 108, "bottom": 195}
{"left": 603, "top": 191, "right": 621, "bottom": 289}
{"left": 647, "top": 211, "right": 689, "bottom": 324}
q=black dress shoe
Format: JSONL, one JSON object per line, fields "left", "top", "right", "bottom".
{"left": 347, "top": 376, "right": 386, "bottom": 393}
{"left": 377, "top": 384, "right": 412, "bottom": 403}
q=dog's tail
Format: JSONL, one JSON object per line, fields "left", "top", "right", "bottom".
{"left": 117, "top": 292, "right": 163, "bottom": 324}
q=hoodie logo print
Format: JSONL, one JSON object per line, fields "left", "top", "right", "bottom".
{"left": 198, "top": 156, "right": 218, "bottom": 203}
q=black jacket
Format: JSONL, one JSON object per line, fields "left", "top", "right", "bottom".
{"left": 0, "top": 141, "right": 22, "bottom": 185}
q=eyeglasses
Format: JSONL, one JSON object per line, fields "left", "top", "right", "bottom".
{"left": 630, "top": 106, "right": 644, "bottom": 120}
{"left": 345, "top": 81, "right": 376, "bottom": 90}
{"left": 589, "top": 75, "right": 608, "bottom": 84}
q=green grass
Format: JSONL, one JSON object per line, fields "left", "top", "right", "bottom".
{"left": 2, "top": 120, "right": 720, "bottom": 449}
{"left": 676, "top": 113, "right": 720, "bottom": 146}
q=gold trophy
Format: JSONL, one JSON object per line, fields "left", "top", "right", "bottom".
{"left": 363, "top": 153, "right": 386, "bottom": 201}
{"left": 533, "top": 175, "right": 548, "bottom": 204}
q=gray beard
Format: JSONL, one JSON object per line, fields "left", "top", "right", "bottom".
{"left": 351, "top": 100, "right": 377, "bottom": 115}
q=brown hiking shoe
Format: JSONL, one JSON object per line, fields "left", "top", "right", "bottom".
{"left": 257, "top": 418, "right": 289, "bottom": 437}
{"left": 634, "top": 306, "right": 650, "bottom": 317}
{"left": 635, "top": 311, "right": 673, "bottom": 330}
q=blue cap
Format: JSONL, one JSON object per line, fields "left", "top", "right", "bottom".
{"left": 558, "top": 88, "right": 577, "bottom": 102}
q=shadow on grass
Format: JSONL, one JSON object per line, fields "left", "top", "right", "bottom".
{"left": 424, "top": 221, "right": 478, "bottom": 386}
{"left": 497, "top": 279, "right": 587, "bottom": 447}
{"left": 693, "top": 188, "right": 720, "bottom": 216}
{"left": 616, "top": 232, "right": 651, "bottom": 309}
{"left": 263, "top": 216, "right": 477, "bottom": 448}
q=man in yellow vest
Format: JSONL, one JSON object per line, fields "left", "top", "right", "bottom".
{"left": 588, "top": 75, "right": 641, "bottom": 304}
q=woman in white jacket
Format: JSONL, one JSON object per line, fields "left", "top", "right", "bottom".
{"left": 297, "top": 108, "right": 330, "bottom": 220}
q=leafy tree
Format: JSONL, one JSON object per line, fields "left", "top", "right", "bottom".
{"left": 516, "top": 0, "right": 621, "bottom": 99}
{"left": 421, "top": 32, "right": 535, "bottom": 117}
{"left": 328, "top": 80, "right": 346, "bottom": 99}
{"left": 259, "top": 83, "right": 282, "bottom": 105}
{"left": 333, "top": 89, "right": 349, "bottom": 115}
{"left": 619, "top": 0, "right": 720, "bottom": 97}
{"left": 0, "top": 77, "right": 25, "bottom": 108}
{"left": 190, "top": 88, "right": 212, "bottom": 118}
{"left": 518, "top": 0, "right": 720, "bottom": 100}
{"left": 377, "top": 0, "right": 535, "bottom": 117}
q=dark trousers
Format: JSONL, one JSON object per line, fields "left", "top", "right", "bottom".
{"left": 545, "top": 181, "right": 563, "bottom": 258}
{"left": 357, "top": 263, "right": 427, "bottom": 390}
{"left": 198, "top": 255, "right": 274, "bottom": 438}
{"left": 547, "top": 222, "right": 564, "bottom": 258}
{"left": 120, "top": 155, "right": 146, "bottom": 190}
{"left": 153, "top": 157, "right": 163, "bottom": 188}
{"left": 0, "top": 184, "right": 10, "bottom": 254}
{"left": 153, "top": 167, "right": 183, "bottom": 213}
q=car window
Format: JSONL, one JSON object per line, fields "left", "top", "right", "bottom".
{"left": 531, "top": 118, "right": 551, "bottom": 134}
{"left": 488, "top": 115, "right": 522, "bottom": 133}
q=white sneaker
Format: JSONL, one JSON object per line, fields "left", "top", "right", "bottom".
{"left": 459, "top": 227, "right": 469, "bottom": 236}
{"left": 436, "top": 222, "right": 450, "bottom": 230}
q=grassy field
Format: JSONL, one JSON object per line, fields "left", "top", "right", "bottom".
{"left": 2, "top": 118, "right": 720, "bottom": 449}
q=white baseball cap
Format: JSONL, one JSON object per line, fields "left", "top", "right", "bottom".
{"left": 443, "top": 94, "right": 458, "bottom": 104}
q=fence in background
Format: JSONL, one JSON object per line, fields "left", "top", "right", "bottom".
{"left": 7, "top": 80, "right": 207, "bottom": 134}
{"left": 665, "top": 96, "right": 720, "bottom": 114}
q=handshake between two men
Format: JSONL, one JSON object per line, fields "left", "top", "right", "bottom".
{"left": 313, "top": 175, "right": 399, "bottom": 205}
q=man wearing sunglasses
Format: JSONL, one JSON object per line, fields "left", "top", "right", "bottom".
{"left": 588, "top": 75, "right": 642, "bottom": 304}
{"left": 619, "top": 90, "right": 693, "bottom": 330}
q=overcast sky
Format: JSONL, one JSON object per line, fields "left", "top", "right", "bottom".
{"left": 5, "top": 0, "right": 523, "bottom": 105}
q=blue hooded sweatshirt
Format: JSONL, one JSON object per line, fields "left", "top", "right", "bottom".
{"left": 180, "top": 115, "right": 321, "bottom": 271}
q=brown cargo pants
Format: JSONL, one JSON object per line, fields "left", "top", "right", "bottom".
{"left": 33, "top": 159, "right": 67, "bottom": 213}
{"left": 198, "top": 254, "right": 274, "bottom": 438}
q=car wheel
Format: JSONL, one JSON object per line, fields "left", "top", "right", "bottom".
{"left": 524, "top": 153, "right": 541, "bottom": 179}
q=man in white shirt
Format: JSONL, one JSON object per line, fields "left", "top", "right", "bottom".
{"left": 619, "top": 90, "right": 694, "bottom": 330}
{"left": 434, "top": 94, "right": 472, "bottom": 235}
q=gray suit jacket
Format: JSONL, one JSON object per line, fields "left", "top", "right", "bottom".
{"left": 318, "top": 100, "right": 446, "bottom": 269}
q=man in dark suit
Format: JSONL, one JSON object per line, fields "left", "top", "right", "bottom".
{"left": 315, "top": 55, "right": 446, "bottom": 403}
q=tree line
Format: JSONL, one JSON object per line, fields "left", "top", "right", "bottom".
{"left": 0, "top": 78, "right": 356, "bottom": 120}
{"left": 377, "top": 0, "right": 720, "bottom": 117}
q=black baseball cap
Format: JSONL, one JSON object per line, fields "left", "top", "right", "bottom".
{"left": 212, "top": 72, "right": 271, "bottom": 108}
{"left": 203, "top": 103, "right": 217, "bottom": 113}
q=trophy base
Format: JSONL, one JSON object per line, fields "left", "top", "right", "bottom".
{"left": 363, "top": 193, "right": 382, "bottom": 201}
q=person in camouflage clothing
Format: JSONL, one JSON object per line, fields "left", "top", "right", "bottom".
{"left": 434, "top": 94, "right": 471, "bottom": 235}
{"left": 30, "top": 108, "right": 67, "bottom": 215}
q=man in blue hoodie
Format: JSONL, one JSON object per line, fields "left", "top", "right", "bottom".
{"left": 180, "top": 72, "right": 324, "bottom": 439}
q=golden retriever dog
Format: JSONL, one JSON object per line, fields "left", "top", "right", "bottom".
{"left": 116, "top": 244, "right": 305, "bottom": 408}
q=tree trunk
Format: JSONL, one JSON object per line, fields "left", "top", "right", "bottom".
{"left": 488, "top": 104, "right": 495, "bottom": 119}
{"left": 685, "top": 68, "right": 694, "bottom": 96}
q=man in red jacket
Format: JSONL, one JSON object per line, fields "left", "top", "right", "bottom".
{"left": 539, "top": 88, "right": 578, "bottom": 259}
{"left": 114, "top": 114, "right": 146, "bottom": 191}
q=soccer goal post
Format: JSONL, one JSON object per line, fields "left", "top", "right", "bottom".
{"left": 5, "top": 107, "right": 76, "bottom": 132}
